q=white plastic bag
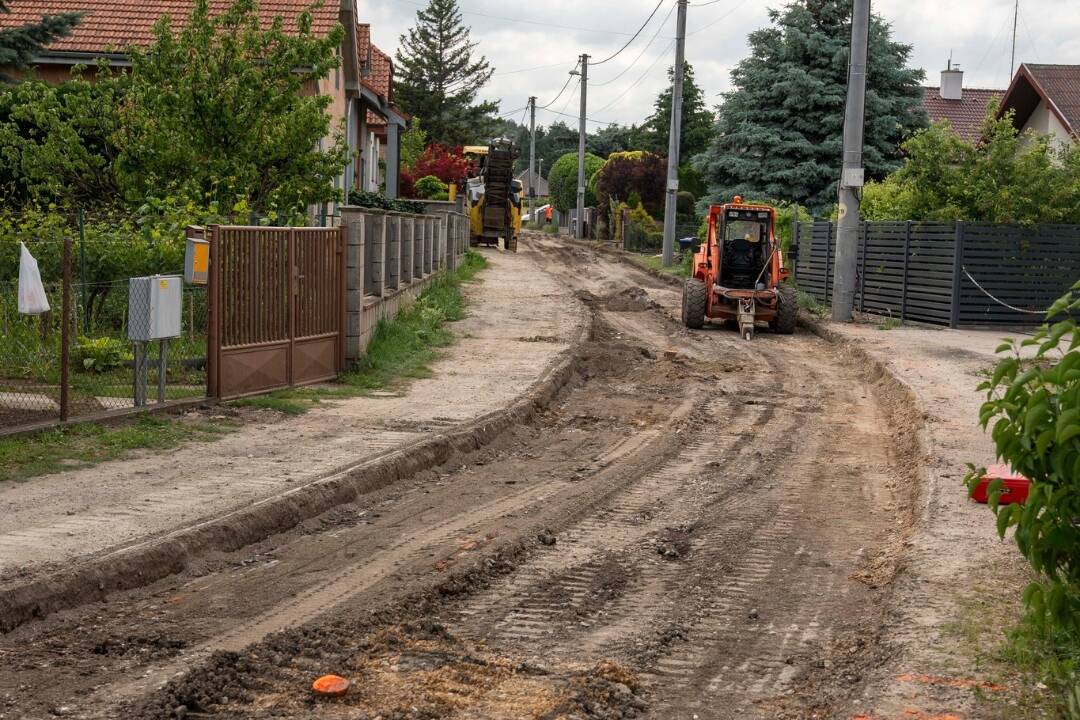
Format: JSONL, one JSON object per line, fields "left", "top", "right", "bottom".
{"left": 18, "top": 242, "right": 50, "bottom": 315}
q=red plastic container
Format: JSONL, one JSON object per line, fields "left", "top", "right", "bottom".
{"left": 970, "top": 464, "right": 1031, "bottom": 505}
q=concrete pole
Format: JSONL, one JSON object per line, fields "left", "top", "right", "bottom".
{"left": 529, "top": 96, "right": 537, "bottom": 224}
{"left": 662, "top": 0, "right": 689, "bottom": 266}
{"left": 831, "top": 0, "right": 870, "bottom": 321}
{"left": 575, "top": 54, "right": 589, "bottom": 239}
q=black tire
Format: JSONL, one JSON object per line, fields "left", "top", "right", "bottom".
{"left": 773, "top": 285, "right": 797, "bottom": 334}
{"left": 682, "top": 278, "right": 707, "bottom": 329}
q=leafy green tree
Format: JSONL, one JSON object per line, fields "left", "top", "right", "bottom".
{"left": 400, "top": 117, "right": 427, "bottom": 171}
{"left": 861, "top": 110, "right": 1080, "bottom": 224}
{"left": 395, "top": 0, "right": 496, "bottom": 147}
{"left": 114, "top": 0, "right": 348, "bottom": 217}
{"left": 640, "top": 63, "right": 713, "bottom": 161}
{"left": 0, "top": 66, "right": 124, "bottom": 205}
{"left": 694, "top": 0, "right": 926, "bottom": 212}
{"left": 0, "top": 0, "right": 82, "bottom": 81}
{"left": 548, "top": 151, "right": 603, "bottom": 212}
{"left": 587, "top": 123, "right": 643, "bottom": 158}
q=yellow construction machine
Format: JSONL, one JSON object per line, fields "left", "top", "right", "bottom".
{"left": 463, "top": 139, "right": 523, "bottom": 252}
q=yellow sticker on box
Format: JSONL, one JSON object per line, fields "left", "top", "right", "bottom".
{"left": 193, "top": 243, "right": 209, "bottom": 272}
{"left": 159, "top": 279, "right": 169, "bottom": 290}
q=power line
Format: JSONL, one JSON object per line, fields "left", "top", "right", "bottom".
{"left": 592, "top": 1, "right": 676, "bottom": 87}
{"left": 558, "top": 78, "right": 580, "bottom": 116}
{"left": 687, "top": 0, "right": 752, "bottom": 36}
{"left": 538, "top": 65, "right": 580, "bottom": 109}
{"left": 394, "top": 0, "right": 669, "bottom": 38}
{"left": 537, "top": 107, "right": 619, "bottom": 127}
{"left": 592, "top": 38, "right": 676, "bottom": 115}
{"left": 493, "top": 60, "right": 576, "bottom": 77}
{"left": 591, "top": 0, "right": 667, "bottom": 66}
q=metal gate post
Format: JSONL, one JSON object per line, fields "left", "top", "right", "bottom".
{"left": 900, "top": 221, "right": 910, "bottom": 322}
{"left": 287, "top": 227, "right": 297, "bottom": 386}
{"left": 824, "top": 222, "right": 833, "bottom": 304}
{"left": 950, "top": 221, "right": 965, "bottom": 328}
{"left": 207, "top": 226, "right": 221, "bottom": 399}
{"left": 60, "top": 236, "right": 72, "bottom": 421}
{"left": 858, "top": 221, "right": 867, "bottom": 312}
{"left": 157, "top": 338, "right": 168, "bottom": 403}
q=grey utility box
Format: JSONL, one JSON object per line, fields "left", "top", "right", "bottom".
{"left": 128, "top": 275, "right": 183, "bottom": 341}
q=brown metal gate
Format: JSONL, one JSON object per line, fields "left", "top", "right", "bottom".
{"left": 207, "top": 225, "right": 346, "bottom": 399}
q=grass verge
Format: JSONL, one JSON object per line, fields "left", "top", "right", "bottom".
{"left": 940, "top": 582, "right": 1068, "bottom": 718}
{"left": 633, "top": 253, "right": 693, "bottom": 278}
{"left": 234, "top": 251, "right": 489, "bottom": 414}
{"left": 0, "top": 414, "right": 236, "bottom": 483}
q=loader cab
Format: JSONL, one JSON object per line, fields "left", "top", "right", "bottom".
{"left": 708, "top": 199, "right": 777, "bottom": 290}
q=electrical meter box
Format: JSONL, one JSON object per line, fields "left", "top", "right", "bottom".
{"left": 185, "top": 236, "right": 210, "bottom": 285}
{"left": 128, "top": 275, "right": 183, "bottom": 341}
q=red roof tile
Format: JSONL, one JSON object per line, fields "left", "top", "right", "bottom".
{"left": 0, "top": 0, "right": 341, "bottom": 55}
{"left": 1023, "top": 64, "right": 1080, "bottom": 134}
{"left": 920, "top": 87, "right": 1003, "bottom": 143}
{"left": 355, "top": 22, "right": 391, "bottom": 99}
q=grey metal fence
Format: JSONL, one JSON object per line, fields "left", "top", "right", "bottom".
{"left": 794, "top": 220, "right": 1080, "bottom": 326}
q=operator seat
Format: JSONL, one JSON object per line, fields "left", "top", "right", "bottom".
{"left": 722, "top": 231, "right": 765, "bottom": 289}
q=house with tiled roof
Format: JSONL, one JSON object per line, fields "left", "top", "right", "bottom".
{"left": 919, "top": 63, "right": 1003, "bottom": 143}
{"left": 0, "top": 0, "right": 408, "bottom": 202}
{"left": 997, "top": 63, "right": 1079, "bottom": 149}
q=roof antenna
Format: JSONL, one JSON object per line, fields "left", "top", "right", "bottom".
{"left": 1009, "top": 0, "right": 1018, "bottom": 80}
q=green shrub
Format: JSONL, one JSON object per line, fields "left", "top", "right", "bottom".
{"left": 414, "top": 174, "right": 448, "bottom": 200}
{"left": 73, "top": 336, "right": 132, "bottom": 373}
{"left": 676, "top": 191, "right": 696, "bottom": 215}
{"left": 966, "top": 280, "right": 1080, "bottom": 711}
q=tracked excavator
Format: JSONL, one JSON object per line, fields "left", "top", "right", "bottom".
{"left": 681, "top": 197, "right": 798, "bottom": 340}
{"left": 464, "top": 139, "right": 523, "bottom": 252}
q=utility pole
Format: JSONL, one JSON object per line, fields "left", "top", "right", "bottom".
{"left": 662, "top": 0, "right": 689, "bottom": 267}
{"left": 575, "top": 54, "right": 589, "bottom": 239}
{"left": 528, "top": 95, "right": 537, "bottom": 224}
{"left": 1009, "top": 0, "right": 1018, "bottom": 80}
{"left": 831, "top": 0, "right": 870, "bottom": 322}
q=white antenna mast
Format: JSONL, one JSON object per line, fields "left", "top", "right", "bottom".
{"left": 1009, "top": 0, "right": 1019, "bottom": 80}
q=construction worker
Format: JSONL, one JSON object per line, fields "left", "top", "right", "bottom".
{"left": 545, "top": 206, "right": 553, "bottom": 224}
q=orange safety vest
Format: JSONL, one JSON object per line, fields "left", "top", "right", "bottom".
{"left": 545, "top": 207, "right": 553, "bottom": 221}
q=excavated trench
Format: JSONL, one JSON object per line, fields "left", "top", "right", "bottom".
{"left": 0, "top": 237, "right": 924, "bottom": 720}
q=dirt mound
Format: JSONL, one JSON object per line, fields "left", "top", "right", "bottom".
{"left": 603, "top": 287, "right": 661, "bottom": 313}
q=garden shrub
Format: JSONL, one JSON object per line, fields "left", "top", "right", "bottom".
{"left": 413, "top": 174, "right": 447, "bottom": 200}
{"left": 966, "top": 280, "right": 1080, "bottom": 712}
{"left": 73, "top": 336, "right": 132, "bottom": 373}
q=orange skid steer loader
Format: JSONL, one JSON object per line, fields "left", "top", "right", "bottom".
{"left": 681, "top": 197, "right": 797, "bottom": 340}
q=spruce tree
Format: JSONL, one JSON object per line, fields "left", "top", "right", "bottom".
{"left": 0, "top": 0, "right": 82, "bottom": 81}
{"left": 693, "top": 0, "right": 926, "bottom": 212}
{"left": 640, "top": 63, "right": 714, "bottom": 161}
{"left": 394, "top": 0, "right": 496, "bottom": 147}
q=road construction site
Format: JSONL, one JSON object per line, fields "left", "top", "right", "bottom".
{"left": 0, "top": 234, "right": 1028, "bottom": 719}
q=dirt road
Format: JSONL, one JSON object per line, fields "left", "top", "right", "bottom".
{"left": 0, "top": 235, "right": 920, "bottom": 719}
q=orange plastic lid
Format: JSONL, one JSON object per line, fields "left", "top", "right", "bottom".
{"left": 312, "top": 674, "right": 350, "bottom": 696}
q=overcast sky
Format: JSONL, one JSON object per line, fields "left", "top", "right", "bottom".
{"left": 360, "top": 0, "right": 1080, "bottom": 129}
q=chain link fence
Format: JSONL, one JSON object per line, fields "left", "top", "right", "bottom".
{"left": 0, "top": 234, "right": 208, "bottom": 433}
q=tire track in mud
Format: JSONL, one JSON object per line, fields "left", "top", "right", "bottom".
{"left": 7, "top": 236, "right": 915, "bottom": 720}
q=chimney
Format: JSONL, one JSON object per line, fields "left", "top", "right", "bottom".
{"left": 940, "top": 58, "right": 963, "bottom": 101}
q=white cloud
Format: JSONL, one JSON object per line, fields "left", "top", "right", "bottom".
{"left": 360, "top": 0, "right": 1080, "bottom": 127}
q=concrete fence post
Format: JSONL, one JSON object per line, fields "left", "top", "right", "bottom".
{"left": 340, "top": 207, "right": 367, "bottom": 361}
{"left": 412, "top": 216, "right": 422, "bottom": 279}
{"left": 401, "top": 215, "right": 414, "bottom": 285}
